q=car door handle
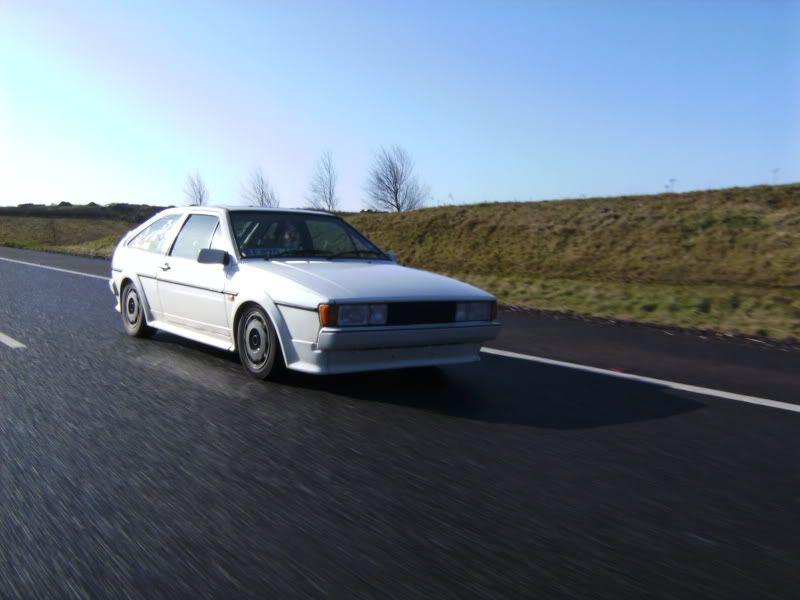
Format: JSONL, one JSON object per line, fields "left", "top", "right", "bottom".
{"left": 159, "top": 263, "right": 171, "bottom": 272}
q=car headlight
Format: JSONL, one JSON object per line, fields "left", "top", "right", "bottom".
{"left": 368, "top": 303, "right": 388, "bottom": 325}
{"left": 318, "top": 303, "right": 388, "bottom": 327}
{"left": 455, "top": 301, "right": 496, "bottom": 322}
{"left": 338, "top": 304, "right": 369, "bottom": 326}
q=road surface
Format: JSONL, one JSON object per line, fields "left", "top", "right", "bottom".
{"left": 1, "top": 246, "right": 798, "bottom": 599}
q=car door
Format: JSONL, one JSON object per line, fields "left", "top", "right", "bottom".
{"left": 124, "top": 214, "right": 183, "bottom": 320}
{"left": 157, "top": 214, "right": 230, "bottom": 340}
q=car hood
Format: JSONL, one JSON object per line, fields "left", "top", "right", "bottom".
{"left": 241, "top": 260, "right": 494, "bottom": 304}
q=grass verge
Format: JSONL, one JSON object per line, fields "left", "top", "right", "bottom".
{"left": 445, "top": 273, "right": 800, "bottom": 341}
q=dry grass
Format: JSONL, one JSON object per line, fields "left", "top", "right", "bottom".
{"left": 445, "top": 273, "right": 800, "bottom": 340}
{"left": 348, "top": 184, "right": 800, "bottom": 288}
{"left": 0, "top": 217, "right": 130, "bottom": 256}
{"left": 348, "top": 184, "right": 800, "bottom": 340}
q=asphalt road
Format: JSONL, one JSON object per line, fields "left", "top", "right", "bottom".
{"left": 1, "top": 247, "right": 799, "bottom": 599}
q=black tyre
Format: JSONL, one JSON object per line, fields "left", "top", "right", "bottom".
{"left": 121, "top": 282, "right": 154, "bottom": 338}
{"left": 237, "top": 305, "right": 281, "bottom": 379}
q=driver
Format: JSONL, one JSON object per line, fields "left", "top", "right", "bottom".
{"left": 281, "top": 222, "right": 302, "bottom": 250}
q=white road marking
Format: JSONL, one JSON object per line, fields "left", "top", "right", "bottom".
{"left": 0, "top": 331, "right": 26, "bottom": 349}
{"left": 480, "top": 347, "right": 800, "bottom": 414}
{"left": 1, "top": 254, "right": 794, "bottom": 412}
{"left": 0, "top": 256, "right": 108, "bottom": 280}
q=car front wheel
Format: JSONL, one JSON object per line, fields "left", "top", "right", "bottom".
{"left": 121, "top": 282, "right": 154, "bottom": 338}
{"left": 237, "top": 306, "right": 281, "bottom": 379}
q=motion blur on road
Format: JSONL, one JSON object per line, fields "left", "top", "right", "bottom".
{"left": 2, "top": 1, "right": 799, "bottom": 597}
{"left": 1, "top": 247, "right": 799, "bottom": 599}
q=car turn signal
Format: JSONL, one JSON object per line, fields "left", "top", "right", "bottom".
{"left": 319, "top": 304, "right": 338, "bottom": 327}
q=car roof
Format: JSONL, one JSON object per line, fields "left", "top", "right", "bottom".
{"left": 157, "top": 206, "right": 336, "bottom": 218}
{"left": 148, "top": 206, "right": 337, "bottom": 221}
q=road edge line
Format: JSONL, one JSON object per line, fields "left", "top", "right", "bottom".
{"left": 1, "top": 254, "right": 794, "bottom": 413}
{"left": 0, "top": 256, "right": 108, "bottom": 281}
{"left": 480, "top": 347, "right": 800, "bottom": 414}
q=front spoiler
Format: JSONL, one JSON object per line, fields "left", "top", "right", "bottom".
{"left": 316, "top": 322, "right": 502, "bottom": 351}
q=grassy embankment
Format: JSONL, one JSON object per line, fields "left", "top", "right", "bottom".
{"left": 349, "top": 184, "right": 800, "bottom": 341}
{"left": 1, "top": 184, "right": 798, "bottom": 340}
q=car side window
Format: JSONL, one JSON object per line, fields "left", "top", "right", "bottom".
{"left": 169, "top": 215, "right": 220, "bottom": 260}
{"left": 127, "top": 215, "right": 180, "bottom": 254}
{"left": 209, "top": 224, "right": 228, "bottom": 251}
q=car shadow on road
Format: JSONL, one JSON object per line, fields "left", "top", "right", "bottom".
{"left": 276, "top": 353, "right": 705, "bottom": 430}
{"left": 147, "top": 331, "right": 704, "bottom": 429}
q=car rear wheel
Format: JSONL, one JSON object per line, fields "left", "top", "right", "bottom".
{"left": 121, "top": 282, "right": 154, "bottom": 338}
{"left": 237, "top": 306, "right": 281, "bottom": 379}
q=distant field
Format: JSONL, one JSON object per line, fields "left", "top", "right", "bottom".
{"left": 1, "top": 184, "right": 798, "bottom": 340}
{"left": 0, "top": 217, "right": 130, "bottom": 256}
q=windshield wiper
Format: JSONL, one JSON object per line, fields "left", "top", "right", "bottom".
{"left": 264, "top": 249, "right": 333, "bottom": 260}
{"left": 327, "top": 250, "right": 388, "bottom": 259}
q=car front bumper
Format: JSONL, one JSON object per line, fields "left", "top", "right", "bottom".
{"left": 285, "top": 321, "right": 502, "bottom": 375}
{"left": 316, "top": 322, "right": 501, "bottom": 351}
{"left": 109, "top": 277, "right": 120, "bottom": 311}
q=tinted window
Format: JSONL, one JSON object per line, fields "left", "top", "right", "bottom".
{"left": 127, "top": 215, "right": 180, "bottom": 254}
{"left": 170, "top": 215, "right": 220, "bottom": 260}
{"left": 229, "top": 211, "right": 385, "bottom": 259}
{"left": 306, "top": 219, "right": 357, "bottom": 254}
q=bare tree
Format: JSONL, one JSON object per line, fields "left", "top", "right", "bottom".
{"left": 666, "top": 178, "right": 676, "bottom": 193}
{"left": 364, "top": 145, "right": 428, "bottom": 212}
{"left": 307, "top": 150, "right": 339, "bottom": 212}
{"left": 184, "top": 171, "right": 209, "bottom": 206}
{"left": 241, "top": 167, "right": 279, "bottom": 207}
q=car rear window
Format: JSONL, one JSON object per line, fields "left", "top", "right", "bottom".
{"left": 127, "top": 215, "right": 180, "bottom": 254}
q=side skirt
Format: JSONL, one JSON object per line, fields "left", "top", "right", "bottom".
{"left": 147, "top": 320, "right": 235, "bottom": 352}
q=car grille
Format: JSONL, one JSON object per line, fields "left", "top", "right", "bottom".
{"left": 386, "top": 302, "right": 457, "bottom": 326}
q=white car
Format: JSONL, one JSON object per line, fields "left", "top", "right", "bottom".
{"left": 109, "top": 206, "right": 501, "bottom": 378}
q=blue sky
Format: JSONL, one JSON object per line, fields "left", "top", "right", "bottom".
{"left": 1, "top": 0, "right": 798, "bottom": 210}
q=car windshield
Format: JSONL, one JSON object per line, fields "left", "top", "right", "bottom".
{"left": 230, "top": 211, "right": 389, "bottom": 260}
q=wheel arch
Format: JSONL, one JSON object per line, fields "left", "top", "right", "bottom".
{"left": 118, "top": 276, "right": 136, "bottom": 311}
{"left": 118, "top": 274, "right": 155, "bottom": 323}
{"left": 232, "top": 298, "right": 291, "bottom": 367}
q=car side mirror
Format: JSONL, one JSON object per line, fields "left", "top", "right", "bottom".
{"left": 386, "top": 251, "right": 398, "bottom": 263}
{"left": 198, "top": 248, "right": 229, "bottom": 265}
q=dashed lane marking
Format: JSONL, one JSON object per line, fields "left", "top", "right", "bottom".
{"left": 0, "top": 331, "right": 26, "bottom": 349}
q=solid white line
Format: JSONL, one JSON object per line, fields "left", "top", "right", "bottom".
{"left": 0, "top": 331, "right": 26, "bottom": 349}
{"left": 480, "top": 346, "right": 800, "bottom": 414}
{"left": 0, "top": 256, "right": 108, "bottom": 280}
{"left": 0, "top": 254, "right": 793, "bottom": 413}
